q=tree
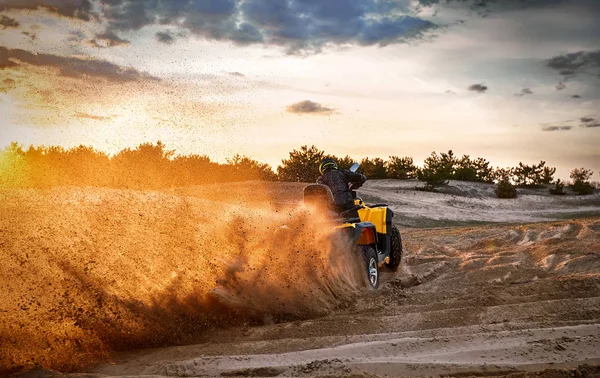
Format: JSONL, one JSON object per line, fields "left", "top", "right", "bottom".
{"left": 387, "top": 156, "right": 416, "bottom": 179}
{"left": 512, "top": 161, "right": 554, "bottom": 187}
{"left": 473, "top": 157, "right": 495, "bottom": 183}
{"left": 417, "top": 151, "right": 455, "bottom": 191}
{"left": 226, "top": 154, "right": 277, "bottom": 181}
{"left": 277, "top": 145, "right": 324, "bottom": 182}
{"left": 570, "top": 167, "right": 595, "bottom": 195}
{"left": 360, "top": 157, "right": 387, "bottom": 179}
{"left": 541, "top": 166, "right": 556, "bottom": 185}
{"left": 111, "top": 141, "right": 174, "bottom": 188}
{"left": 454, "top": 155, "right": 478, "bottom": 182}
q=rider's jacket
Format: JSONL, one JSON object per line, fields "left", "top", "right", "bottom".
{"left": 317, "top": 168, "right": 367, "bottom": 208}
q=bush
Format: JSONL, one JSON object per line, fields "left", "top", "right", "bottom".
{"left": 572, "top": 180, "right": 595, "bottom": 195}
{"left": 570, "top": 168, "right": 595, "bottom": 195}
{"left": 496, "top": 178, "right": 517, "bottom": 198}
{"left": 549, "top": 179, "right": 566, "bottom": 195}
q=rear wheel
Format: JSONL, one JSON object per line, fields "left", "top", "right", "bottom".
{"left": 385, "top": 224, "right": 403, "bottom": 271}
{"left": 361, "top": 245, "right": 379, "bottom": 289}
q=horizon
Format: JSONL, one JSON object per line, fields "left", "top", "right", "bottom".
{"left": 0, "top": 0, "right": 599, "bottom": 181}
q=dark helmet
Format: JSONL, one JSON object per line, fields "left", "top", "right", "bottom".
{"left": 319, "top": 158, "right": 338, "bottom": 174}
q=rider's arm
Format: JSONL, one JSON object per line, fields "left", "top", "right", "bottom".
{"left": 345, "top": 170, "right": 367, "bottom": 184}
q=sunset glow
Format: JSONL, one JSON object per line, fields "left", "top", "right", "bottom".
{"left": 1, "top": 0, "right": 599, "bottom": 177}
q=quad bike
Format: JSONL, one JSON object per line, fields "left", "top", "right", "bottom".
{"left": 303, "top": 164, "right": 403, "bottom": 289}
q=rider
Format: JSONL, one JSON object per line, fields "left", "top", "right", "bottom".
{"left": 317, "top": 158, "right": 367, "bottom": 213}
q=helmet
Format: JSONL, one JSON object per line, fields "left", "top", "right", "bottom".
{"left": 319, "top": 158, "right": 338, "bottom": 174}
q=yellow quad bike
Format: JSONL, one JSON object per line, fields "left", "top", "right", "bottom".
{"left": 304, "top": 164, "right": 403, "bottom": 289}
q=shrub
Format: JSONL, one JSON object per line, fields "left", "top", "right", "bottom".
{"left": 496, "top": 178, "right": 517, "bottom": 198}
{"left": 572, "top": 181, "right": 595, "bottom": 195}
{"left": 570, "top": 168, "right": 595, "bottom": 195}
{"left": 549, "top": 179, "right": 566, "bottom": 195}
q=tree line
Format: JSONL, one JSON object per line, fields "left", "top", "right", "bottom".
{"left": 0, "top": 142, "right": 596, "bottom": 197}
{"left": 0, "top": 142, "right": 275, "bottom": 189}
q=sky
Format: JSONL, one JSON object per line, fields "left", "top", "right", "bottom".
{"left": 0, "top": 0, "right": 599, "bottom": 179}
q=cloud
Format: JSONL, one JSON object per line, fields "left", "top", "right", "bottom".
{"left": 542, "top": 125, "right": 572, "bottom": 132}
{"left": 228, "top": 72, "right": 245, "bottom": 77}
{"left": 0, "top": 15, "right": 19, "bottom": 29}
{"left": 74, "top": 112, "right": 112, "bottom": 121}
{"left": 445, "top": 90, "right": 457, "bottom": 95}
{"left": 555, "top": 81, "right": 566, "bottom": 91}
{"left": 89, "top": 31, "right": 130, "bottom": 48}
{"left": 0, "top": 46, "right": 156, "bottom": 82}
{"left": 580, "top": 117, "right": 600, "bottom": 128}
{"left": 155, "top": 31, "right": 174, "bottom": 44}
{"left": 0, "top": 0, "right": 436, "bottom": 52}
{"left": 514, "top": 88, "right": 533, "bottom": 97}
{"left": 468, "top": 83, "right": 488, "bottom": 93}
{"left": 286, "top": 100, "right": 335, "bottom": 114}
{"left": 547, "top": 50, "right": 600, "bottom": 78}
{"left": 572, "top": 94, "right": 581, "bottom": 98}
{"left": 0, "top": 0, "right": 94, "bottom": 21}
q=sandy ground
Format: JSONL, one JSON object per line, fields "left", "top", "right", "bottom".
{"left": 87, "top": 218, "right": 600, "bottom": 378}
{"left": 360, "top": 179, "right": 600, "bottom": 227}
{"left": 3, "top": 181, "right": 600, "bottom": 378}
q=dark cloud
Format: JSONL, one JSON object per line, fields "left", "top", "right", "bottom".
{"left": 416, "top": 0, "right": 576, "bottom": 15}
{"left": 555, "top": 81, "right": 566, "bottom": 91}
{"left": 0, "top": 46, "right": 156, "bottom": 82}
{"left": 547, "top": 50, "right": 600, "bottom": 78}
{"left": 89, "top": 31, "right": 130, "bottom": 48}
{"left": 580, "top": 117, "right": 600, "bottom": 127}
{"left": 468, "top": 83, "right": 488, "bottom": 93}
{"left": 228, "top": 72, "right": 245, "bottom": 77}
{"left": 0, "top": 0, "right": 436, "bottom": 52}
{"left": 0, "top": 14, "right": 19, "bottom": 29}
{"left": 286, "top": 100, "right": 335, "bottom": 114}
{"left": 572, "top": 94, "right": 581, "bottom": 98}
{"left": 514, "top": 88, "right": 533, "bottom": 97}
{"left": 155, "top": 31, "right": 174, "bottom": 44}
{"left": 542, "top": 125, "right": 572, "bottom": 132}
{"left": 74, "top": 112, "right": 112, "bottom": 121}
{"left": 0, "top": 0, "right": 94, "bottom": 21}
